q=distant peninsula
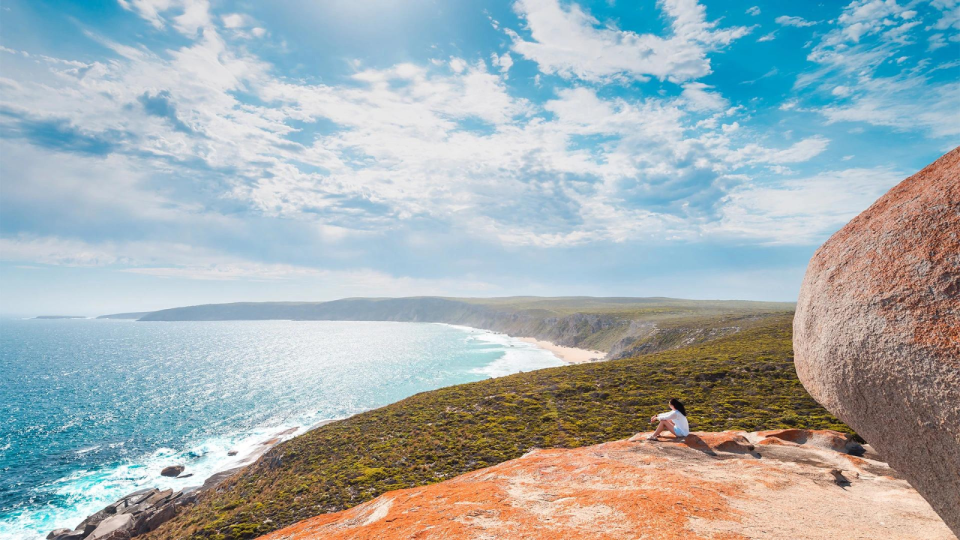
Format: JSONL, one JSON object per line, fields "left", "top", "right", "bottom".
{"left": 96, "top": 312, "right": 152, "bottom": 320}
{"left": 34, "top": 315, "right": 87, "bottom": 319}
{"left": 101, "top": 296, "right": 795, "bottom": 360}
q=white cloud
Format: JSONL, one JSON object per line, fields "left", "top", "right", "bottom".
{"left": 721, "top": 121, "right": 740, "bottom": 133}
{"left": 0, "top": 3, "right": 845, "bottom": 255}
{"left": 681, "top": 82, "right": 728, "bottom": 111}
{"left": 725, "top": 136, "right": 830, "bottom": 165}
{"left": 119, "top": 0, "right": 212, "bottom": 37}
{"left": 776, "top": 15, "right": 819, "bottom": 27}
{"left": 449, "top": 57, "right": 467, "bottom": 73}
{"left": 758, "top": 31, "right": 777, "bottom": 42}
{"left": 491, "top": 52, "right": 513, "bottom": 75}
{"left": 836, "top": 0, "right": 911, "bottom": 42}
{"left": 0, "top": 236, "right": 121, "bottom": 267}
{"left": 711, "top": 167, "right": 905, "bottom": 244}
{"left": 221, "top": 13, "right": 250, "bottom": 28}
{"left": 820, "top": 77, "right": 960, "bottom": 138}
{"left": 506, "top": 0, "right": 750, "bottom": 82}
{"left": 792, "top": 0, "right": 960, "bottom": 139}
{"left": 0, "top": 235, "right": 502, "bottom": 299}
{"left": 746, "top": 6, "right": 761, "bottom": 16}
{"left": 832, "top": 85, "right": 853, "bottom": 97}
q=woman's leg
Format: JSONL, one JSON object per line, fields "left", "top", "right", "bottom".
{"left": 650, "top": 419, "right": 675, "bottom": 438}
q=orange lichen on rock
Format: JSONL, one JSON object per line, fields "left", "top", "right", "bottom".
{"left": 756, "top": 428, "right": 852, "bottom": 452}
{"left": 257, "top": 430, "right": 954, "bottom": 540}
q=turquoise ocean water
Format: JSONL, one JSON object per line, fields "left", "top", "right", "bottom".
{"left": 0, "top": 318, "right": 563, "bottom": 538}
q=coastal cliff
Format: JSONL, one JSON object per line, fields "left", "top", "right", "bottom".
{"left": 113, "top": 297, "right": 793, "bottom": 360}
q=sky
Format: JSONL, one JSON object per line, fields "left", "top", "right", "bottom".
{"left": 0, "top": 0, "right": 957, "bottom": 315}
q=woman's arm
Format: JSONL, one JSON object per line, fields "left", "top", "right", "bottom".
{"left": 657, "top": 410, "right": 678, "bottom": 421}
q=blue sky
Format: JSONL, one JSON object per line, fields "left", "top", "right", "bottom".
{"left": 0, "top": 0, "right": 957, "bottom": 315}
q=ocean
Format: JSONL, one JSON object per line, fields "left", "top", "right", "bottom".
{"left": 0, "top": 318, "right": 564, "bottom": 539}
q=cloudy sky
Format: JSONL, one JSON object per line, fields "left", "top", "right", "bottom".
{"left": 0, "top": 0, "right": 957, "bottom": 315}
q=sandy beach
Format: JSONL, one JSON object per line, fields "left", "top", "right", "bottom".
{"left": 518, "top": 337, "right": 605, "bottom": 364}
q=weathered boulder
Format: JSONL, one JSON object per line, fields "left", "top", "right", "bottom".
{"left": 160, "top": 465, "right": 185, "bottom": 477}
{"left": 794, "top": 147, "right": 960, "bottom": 534}
{"left": 46, "top": 529, "right": 84, "bottom": 540}
{"left": 88, "top": 513, "right": 134, "bottom": 540}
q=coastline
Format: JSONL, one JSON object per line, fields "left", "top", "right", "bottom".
{"left": 46, "top": 420, "right": 342, "bottom": 540}
{"left": 517, "top": 337, "right": 605, "bottom": 364}
{"left": 438, "top": 323, "right": 606, "bottom": 365}
{"left": 32, "top": 322, "right": 590, "bottom": 539}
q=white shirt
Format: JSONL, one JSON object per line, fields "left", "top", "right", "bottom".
{"left": 657, "top": 409, "right": 690, "bottom": 436}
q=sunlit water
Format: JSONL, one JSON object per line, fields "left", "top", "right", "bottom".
{"left": 0, "top": 318, "right": 563, "bottom": 538}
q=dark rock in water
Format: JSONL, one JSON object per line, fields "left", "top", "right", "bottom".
{"left": 176, "top": 473, "right": 194, "bottom": 479}
{"left": 227, "top": 449, "right": 238, "bottom": 456}
{"left": 794, "top": 146, "right": 960, "bottom": 535}
{"left": 160, "top": 465, "right": 185, "bottom": 477}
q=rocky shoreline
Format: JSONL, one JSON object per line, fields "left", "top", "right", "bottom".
{"left": 46, "top": 427, "right": 303, "bottom": 540}
{"left": 47, "top": 487, "right": 198, "bottom": 540}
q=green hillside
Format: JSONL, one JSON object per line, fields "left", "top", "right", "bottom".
{"left": 146, "top": 313, "right": 847, "bottom": 540}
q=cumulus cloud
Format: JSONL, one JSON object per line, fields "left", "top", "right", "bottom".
{"left": 681, "top": 82, "right": 729, "bottom": 111}
{"left": 118, "top": 0, "right": 212, "bottom": 36}
{"left": 3, "top": 0, "right": 918, "bottom": 271}
{"left": 506, "top": 0, "right": 750, "bottom": 82}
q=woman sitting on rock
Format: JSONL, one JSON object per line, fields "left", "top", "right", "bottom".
{"left": 646, "top": 398, "right": 689, "bottom": 441}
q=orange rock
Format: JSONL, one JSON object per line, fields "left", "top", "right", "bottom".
{"left": 257, "top": 430, "right": 953, "bottom": 540}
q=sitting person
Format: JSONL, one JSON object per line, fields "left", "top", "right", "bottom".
{"left": 646, "top": 398, "right": 690, "bottom": 441}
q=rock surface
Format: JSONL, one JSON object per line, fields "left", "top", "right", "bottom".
{"left": 794, "top": 146, "right": 960, "bottom": 534}
{"left": 159, "top": 465, "right": 185, "bottom": 477}
{"left": 256, "top": 430, "right": 953, "bottom": 540}
{"left": 47, "top": 487, "right": 198, "bottom": 540}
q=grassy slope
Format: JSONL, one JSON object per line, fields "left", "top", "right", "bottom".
{"left": 148, "top": 313, "right": 846, "bottom": 540}
{"left": 462, "top": 296, "right": 796, "bottom": 316}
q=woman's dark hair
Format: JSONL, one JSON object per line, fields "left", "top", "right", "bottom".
{"left": 670, "top": 398, "right": 687, "bottom": 417}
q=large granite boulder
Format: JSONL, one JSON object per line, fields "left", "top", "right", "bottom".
{"left": 794, "top": 147, "right": 959, "bottom": 534}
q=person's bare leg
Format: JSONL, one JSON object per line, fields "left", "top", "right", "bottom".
{"left": 647, "top": 419, "right": 673, "bottom": 440}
